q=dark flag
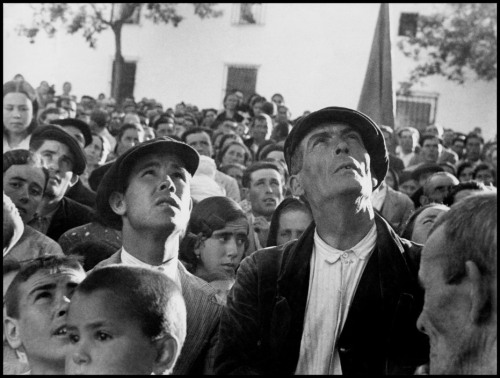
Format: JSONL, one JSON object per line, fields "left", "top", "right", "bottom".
{"left": 357, "top": 3, "right": 395, "bottom": 128}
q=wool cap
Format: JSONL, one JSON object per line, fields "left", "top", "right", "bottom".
{"left": 284, "top": 106, "right": 388, "bottom": 189}
{"left": 51, "top": 118, "right": 93, "bottom": 147}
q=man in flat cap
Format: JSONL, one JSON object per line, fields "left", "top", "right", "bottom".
{"left": 214, "top": 107, "right": 428, "bottom": 375}
{"left": 28, "top": 124, "right": 94, "bottom": 242}
{"left": 51, "top": 118, "right": 96, "bottom": 207}
{"left": 92, "top": 137, "right": 222, "bottom": 375}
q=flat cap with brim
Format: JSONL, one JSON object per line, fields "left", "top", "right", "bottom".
{"left": 51, "top": 118, "right": 92, "bottom": 147}
{"left": 30, "top": 124, "right": 87, "bottom": 175}
{"left": 284, "top": 106, "right": 388, "bottom": 190}
{"left": 410, "top": 163, "right": 444, "bottom": 182}
{"left": 96, "top": 136, "right": 199, "bottom": 229}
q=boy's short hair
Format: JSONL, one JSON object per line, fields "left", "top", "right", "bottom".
{"left": 117, "top": 123, "right": 143, "bottom": 141}
{"left": 242, "top": 161, "right": 283, "bottom": 189}
{"left": 4, "top": 255, "right": 84, "bottom": 319}
{"left": 77, "top": 265, "right": 186, "bottom": 344}
{"left": 3, "top": 149, "right": 50, "bottom": 191}
{"left": 181, "top": 127, "right": 213, "bottom": 143}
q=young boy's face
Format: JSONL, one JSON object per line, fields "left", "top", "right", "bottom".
{"left": 6, "top": 267, "right": 85, "bottom": 366}
{"left": 65, "top": 289, "right": 158, "bottom": 375}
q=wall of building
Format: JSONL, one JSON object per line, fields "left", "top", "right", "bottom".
{"left": 3, "top": 3, "right": 496, "bottom": 141}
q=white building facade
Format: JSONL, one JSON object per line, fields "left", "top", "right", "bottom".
{"left": 3, "top": 3, "right": 497, "bottom": 140}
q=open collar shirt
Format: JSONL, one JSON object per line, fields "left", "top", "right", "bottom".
{"left": 120, "top": 244, "right": 181, "bottom": 291}
{"left": 295, "top": 223, "right": 377, "bottom": 375}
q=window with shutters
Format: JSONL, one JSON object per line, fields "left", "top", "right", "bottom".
{"left": 124, "top": 6, "right": 141, "bottom": 25}
{"left": 398, "top": 12, "right": 418, "bottom": 37}
{"left": 112, "top": 60, "right": 137, "bottom": 104}
{"left": 396, "top": 90, "right": 439, "bottom": 133}
{"left": 224, "top": 65, "right": 259, "bottom": 103}
{"left": 232, "top": 3, "right": 264, "bottom": 25}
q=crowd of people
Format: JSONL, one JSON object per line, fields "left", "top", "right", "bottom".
{"left": 3, "top": 75, "right": 497, "bottom": 375}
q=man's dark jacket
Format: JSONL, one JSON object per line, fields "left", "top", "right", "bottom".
{"left": 65, "top": 180, "right": 96, "bottom": 208}
{"left": 46, "top": 196, "right": 94, "bottom": 242}
{"left": 214, "top": 213, "right": 428, "bottom": 375}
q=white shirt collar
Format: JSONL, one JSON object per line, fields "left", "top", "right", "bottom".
{"left": 120, "top": 245, "right": 179, "bottom": 284}
{"left": 314, "top": 222, "right": 377, "bottom": 261}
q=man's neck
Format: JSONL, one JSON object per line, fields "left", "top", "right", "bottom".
{"left": 461, "top": 333, "right": 497, "bottom": 375}
{"left": 6, "top": 131, "right": 28, "bottom": 146}
{"left": 122, "top": 224, "right": 179, "bottom": 266}
{"left": 311, "top": 195, "right": 375, "bottom": 251}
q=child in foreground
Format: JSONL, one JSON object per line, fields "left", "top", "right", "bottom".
{"left": 64, "top": 265, "right": 187, "bottom": 375}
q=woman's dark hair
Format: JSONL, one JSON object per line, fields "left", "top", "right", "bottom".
{"left": 400, "top": 203, "right": 449, "bottom": 241}
{"left": 152, "top": 116, "right": 174, "bottom": 130}
{"left": 217, "top": 133, "right": 241, "bottom": 152}
{"left": 89, "top": 132, "right": 106, "bottom": 161}
{"left": 456, "top": 161, "right": 474, "bottom": 180}
{"left": 271, "top": 121, "right": 291, "bottom": 142}
{"left": 266, "top": 197, "right": 312, "bottom": 247}
{"left": 443, "top": 180, "right": 487, "bottom": 206}
{"left": 216, "top": 141, "right": 252, "bottom": 167}
{"left": 179, "top": 196, "right": 248, "bottom": 274}
{"left": 3, "top": 80, "right": 39, "bottom": 136}
{"left": 257, "top": 143, "right": 283, "bottom": 162}
{"left": 385, "top": 167, "right": 400, "bottom": 191}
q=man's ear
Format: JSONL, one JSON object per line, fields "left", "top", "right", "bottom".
{"left": 372, "top": 177, "right": 378, "bottom": 189}
{"left": 188, "top": 197, "right": 193, "bottom": 212}
{"left": 4, "top": 317, "right": 22, "bottom": 350}
{"left": 109, "top": 191, "right": 126, "bottom": 216}
{"left": 152, "top": 335, "right": 180, "bottom": 375}
{"left": 465, "top": 260, "right": 491, "bottom": 324}
{"left": 68, "top": 173, "right": 79, "bottom": 188}
{"left": 289, "top": 174, "right": 304, "bottom": 197}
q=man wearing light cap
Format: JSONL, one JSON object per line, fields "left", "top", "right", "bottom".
{"left": 91, "top": 137, "right": 222, "bottom": 375}
{"left": 215, "top": 107, "right": 428, "bottom": 375}
{"left": 28, "top": 124, "right": 94, "bottom": 241}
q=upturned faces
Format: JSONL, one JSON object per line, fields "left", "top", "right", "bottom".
{"left": 4, "top": 257, "right": 86, "bottom": 375}
{"left": 109, "top": 152, "right": 192, "bottom": 236}
{"left": 290, "top": 123, "right": 375, "bottom": 206}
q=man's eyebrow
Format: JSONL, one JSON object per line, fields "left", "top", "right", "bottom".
{"left": 28, "top": 283, "right": 55, "bottom": 297}
{"left": 137, "top": 161, "right": 161, "bottom": 171}
{"left": 8, "top": 176, "right": 27, "bottom": 183}
{"left": 66, "top": 282, "right": 79, "bottom": 290}
{"left": 307, "top": 131, "right": 332, "bottom": 145}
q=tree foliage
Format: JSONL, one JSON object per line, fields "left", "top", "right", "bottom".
{"left": 14, "top": 3, "right": 223, "bottom": 102}
{"left": 397, "top": 3, "right": 497, "bottom": 85}
{"left": 16, "top": 3, "right": 223, "bottom": 49}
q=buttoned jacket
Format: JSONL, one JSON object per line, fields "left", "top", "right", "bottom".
{"left": 214, "top": 213, "right": 428, "bottom": 375}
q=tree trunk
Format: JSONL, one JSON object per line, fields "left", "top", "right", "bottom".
{"left": 111, "top": 22, "right": 125, "bottom": 105}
